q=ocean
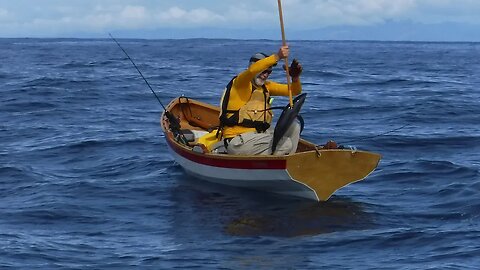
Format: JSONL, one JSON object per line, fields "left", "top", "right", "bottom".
{"left": 1, "top": 38, "right": 479, "bottom": 269}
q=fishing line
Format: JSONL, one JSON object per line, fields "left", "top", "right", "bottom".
{"left": 340, "top": 124, "right": 410, "bottom": 145}
{"left": 109, "top": 33, "right": 190, "bottom": 145}
{"left": 109, "top": 33, "right": 167, "bottom": 111}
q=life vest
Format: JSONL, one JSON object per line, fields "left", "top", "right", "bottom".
{"left": 218, "top": 77, "right": 272, "bottom": 136}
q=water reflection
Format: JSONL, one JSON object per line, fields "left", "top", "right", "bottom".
{"left": 225, "top": 199, "right": 369, "bottom": 237}
{"left": 172, "top": 173, "right": 374, "bottom": 238}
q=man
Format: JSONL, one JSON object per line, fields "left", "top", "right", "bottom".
{"left": 218, "top": 45, "right": 303, "bottom": 155}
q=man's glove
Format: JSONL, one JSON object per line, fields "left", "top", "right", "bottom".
{"left": 283, "top": 59, "right": 303, "bottom": 78}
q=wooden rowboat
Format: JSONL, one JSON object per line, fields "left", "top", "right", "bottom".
{"left": 161, "top": 96, "right": 381, "bottom": 201}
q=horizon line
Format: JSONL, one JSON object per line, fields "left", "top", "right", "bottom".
{"left": 1, "top": 36, "right": 480, "bottom": 44}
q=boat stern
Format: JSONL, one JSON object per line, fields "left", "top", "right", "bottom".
{"left": 286, "top": 149, "right": 381, "bottom": 201}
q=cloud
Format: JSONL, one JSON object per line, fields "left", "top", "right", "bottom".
{"left": 1, "top": 0, "right": 480, "bottom": 38}
{"left": 80, "top": 5, "right": 150, "bottom": 29}
{"left": 120, "top": 5, "right": 147, "bottom": 21}
{"left": 282, "top": 0, "right": 417, "bottom": 27}
{"left": 221, "top": 4, "right": 274, "bottom": 28}
{"left": 0, "top": 8, "right": 10, "bottom": 21}
{"left": 410, "top": 0, "right": 480, "bottom": 24}
{"left": 157, "top": 7, "right": 225, "bottom": 26}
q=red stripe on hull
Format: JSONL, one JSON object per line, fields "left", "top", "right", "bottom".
{"left": 166, "top": 138, "right": 287, "bottom": 170}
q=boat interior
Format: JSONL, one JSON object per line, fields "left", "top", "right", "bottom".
{"left": 162, "top": 96, "right": 322, "bottom": 154}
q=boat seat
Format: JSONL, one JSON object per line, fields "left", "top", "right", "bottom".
{"left": 181, "top": 129, "right": 209, "bottom": 143}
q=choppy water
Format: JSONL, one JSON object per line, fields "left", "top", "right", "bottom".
{"left": 1, "top": 38, "right": 480, "bottom": 269}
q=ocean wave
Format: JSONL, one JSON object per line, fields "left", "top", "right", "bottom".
{"left": 6, "top": 205, "right": 105, "bottom": 225}
{"left": 66, "top": 137, "right": 157, "bottom": 150}
{"left": 371, "top": 135, "right": 480, "bottom": 149}
{"left": 0, "top": 165, "right": 37, "bottom": 182}
{"left": 18, "top": 136, "right": 172, "bottom": 179}
{"left": 57, "top": 60, "right": 119, "bottom": 69}
{"left": 307, "top": 70, "right": 348, "bottom": 78}
{"left": 85, "top": 157, "right": 171, "bottom": 179}
{"left": 0, "top": 101, "right": 57, "bottom": 113}
{"left": 21, "top": 76, "right": 95, "bottom": 88}
{"left": 343, "top": 78, "right": 440, "bottom": 87}
{"left": 306, "top": 104, "right": 395, "bottom": 117}
{"left": 378, "top": 159, "right": 477, "bottom": 183}
{"left": 19, "top": 137, "right": 163, "bottom": 159}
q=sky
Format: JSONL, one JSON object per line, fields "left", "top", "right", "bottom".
{"left": 1, "top": 0, "right": 479, "bottom": 41}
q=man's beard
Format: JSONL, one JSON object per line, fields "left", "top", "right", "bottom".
{"left": 253, "top": 75, "right": 266, "bottom": 87}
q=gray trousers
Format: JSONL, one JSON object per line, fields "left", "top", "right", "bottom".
{"left": 226, "top": 121, "right": 301, "bottom": 155}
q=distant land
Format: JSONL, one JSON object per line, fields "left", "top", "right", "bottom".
{"left": 103, "top": 21, "right": 479, "bottom": 42}
{"left": 2, "top": 21, "right": 479, "bottom": 42}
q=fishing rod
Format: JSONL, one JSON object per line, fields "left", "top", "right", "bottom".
{"left": 109, "top": 33, "right": 189, "bottom": 145}
{"left": 277, "top": 0, "right": 293, "bottom": 107}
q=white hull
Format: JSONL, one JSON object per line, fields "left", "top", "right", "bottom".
{"left": 168, "top": 147, "right": 319, "bottom": 201}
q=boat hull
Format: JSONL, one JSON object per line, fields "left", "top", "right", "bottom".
{"left": 166, "top": 138, "right": 319, "bottom": 201}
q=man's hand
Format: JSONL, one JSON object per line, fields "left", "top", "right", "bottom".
{"left": 277, "top": 45, "right": 289, "bottom": 59}
{"left": 289, "top": 59, "right": 303, "bottom": 78}
{"left": 283, "top": 59, "right": 303, "bottom": 80}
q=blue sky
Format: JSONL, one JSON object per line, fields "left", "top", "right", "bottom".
{"left": 1, "top": 0, "right": 479, "bottom": 41}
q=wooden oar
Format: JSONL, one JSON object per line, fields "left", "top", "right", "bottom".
{"left": 277, "top": 0, "right": 293, "bottom": 107}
